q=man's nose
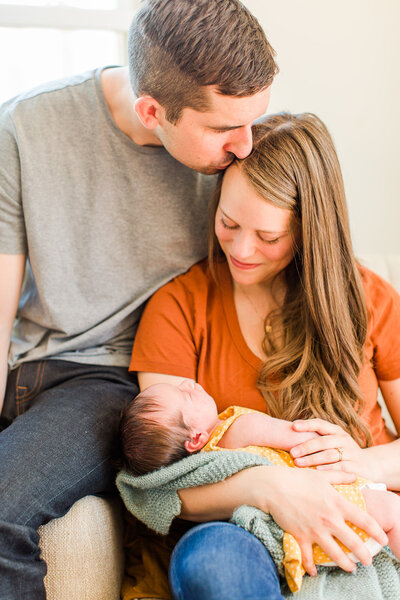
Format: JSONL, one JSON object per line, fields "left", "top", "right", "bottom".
{"left": 224, "top": 126, "right": 253, "bottom": 159}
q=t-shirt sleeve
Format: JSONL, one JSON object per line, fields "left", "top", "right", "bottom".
{"left": 367, "top": 272, "right": 400, "bottom": 381}
{"left": 0, "top": 103, "right": 27, "bottom": 254}
{"left": 130, "top": 278, "right": 199, "bottom": 380}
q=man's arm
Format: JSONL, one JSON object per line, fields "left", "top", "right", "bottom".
{"left": 0, "top": 254, "right": 25, "bottom": 411}
{"left": 217, "top": 411, "right": 318, "bottom": 451}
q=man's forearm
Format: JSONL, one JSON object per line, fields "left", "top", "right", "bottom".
{"left": 0, "top": 339, "right": 9, "bottom": 413}
{"left": 0, "top": 253, "right": 26, "bottom": 412}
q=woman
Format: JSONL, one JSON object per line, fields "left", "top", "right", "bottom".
{"left": 128, "top": 113, "right": 400, "bottom": 599}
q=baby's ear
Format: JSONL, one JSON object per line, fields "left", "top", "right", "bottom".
{"left": 184, "top": 431, "right": 209, "bottom": 453}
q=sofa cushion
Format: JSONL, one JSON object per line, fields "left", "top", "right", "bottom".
{"left": 39, "top": 495, "right": 124, "bottom": 600}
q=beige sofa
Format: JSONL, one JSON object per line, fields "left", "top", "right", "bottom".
{"left": 38, "top": 254, "right": 400, "bottom": 600}
{"left": 39, "top": 495, "right": 125, "bottom": 600}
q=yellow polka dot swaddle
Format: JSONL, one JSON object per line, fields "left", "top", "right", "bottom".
{"left": 203, "top": 406, "right": 380, "bottom": 593}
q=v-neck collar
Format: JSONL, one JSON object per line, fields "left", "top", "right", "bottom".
{"left": 215, "top": 261, "right": 263, "bottom": 372}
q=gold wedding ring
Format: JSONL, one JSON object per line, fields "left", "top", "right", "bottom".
{"left": 336, "top": 446, "right": 344, "bottom": 461}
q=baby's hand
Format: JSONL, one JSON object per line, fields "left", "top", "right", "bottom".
{"left": 269, "top": 420, "right": 320, "bottom": 452}
{"left": 285, "top": 423, "right": 319, "bottom": 452}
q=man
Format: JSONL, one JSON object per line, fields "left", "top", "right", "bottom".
{"left": 0, "top": 0, "right": 277, "bottom": 597}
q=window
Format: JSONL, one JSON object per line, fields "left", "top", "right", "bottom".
{"left": 0, "top": 0, "right": 138, "bottom": 103}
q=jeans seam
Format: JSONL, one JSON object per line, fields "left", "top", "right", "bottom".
{"left": 169, "top": 560, "right": 182, "bottom": 600}
{"left": 16, "top": 361, "right": 47, "bottom": 415}
{"left": 20, "top": 457, "right": 111, "bottom": 527}
{"left": 169, "top": 522, "right": 283, "bottom": 600}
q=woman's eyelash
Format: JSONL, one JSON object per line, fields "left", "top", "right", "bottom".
{"left": 220, "top": 218, "right": 280, "bottom": 243}
{"left": 221, "top": 218, "right": 238, "bottom": 230}
{"left": 259, "top": 236, "right": 280, "bottom": 244}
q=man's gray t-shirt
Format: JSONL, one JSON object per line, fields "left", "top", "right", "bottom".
{"left": 0, "top": 67, "right": 216, "bottom": 368}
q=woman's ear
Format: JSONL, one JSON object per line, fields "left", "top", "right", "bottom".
{"left": 134, "top": 96, "right": 163, "bottom": 130}
{"left": 184, "top": 431, "right": 209, "bottom": 453}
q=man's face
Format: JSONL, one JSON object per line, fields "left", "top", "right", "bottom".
{"left": 155, "top": 85, "right": 271, "bottom": 175}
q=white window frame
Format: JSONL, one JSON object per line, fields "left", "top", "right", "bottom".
{"left": 0, "top": 1, "right": 139, "bottom": 62}
{"left": 0, "top": 3, "right": 136, "bottom": 31}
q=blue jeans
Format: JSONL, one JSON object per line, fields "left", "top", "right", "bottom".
{"left": 0, "top": 359, "right": 138, "bottom": 600}
{"left": 169, "top": 522, "right": 284, "bottom": 600}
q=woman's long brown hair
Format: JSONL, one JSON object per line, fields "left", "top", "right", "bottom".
{"left": 209, "top": 112, "right": 371, "bottom": 446}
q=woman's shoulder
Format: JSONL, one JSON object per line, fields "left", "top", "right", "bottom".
{"left": 155, "top": 258, "right": 213, "bottom": 296}
{"left": 357, "top": 263, "right": 400, "bottom": 380}
{"left": 357, "top": 263, "right": 400, "bottom": 345}
{"left": 174, "top": 258, "right": 212, "bottom": 288}
{"left": 152, "top": 258, "right": 229, "bottom": 305}
{"left": 357, "top": 262, "right": 400, "bottom": 307}
{"left": 146, "top": 258, "right": 216, "bottom": 316}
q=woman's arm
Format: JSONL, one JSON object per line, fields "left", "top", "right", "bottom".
{"left": 178, "top": 464, "right": 387, "bottom": 576}
{"left": 380, "top": 378, "right": 400, "bottom": 434}
{"left": 138, "top": 371, "right": 193, "bottom": 390}
{"left": 217, "top": 411, "right": 318, "bottom": 450}
{"left": 289, "top": 378, "right": 400, "bottom": 489}
{"left": 136, "top": 371, "right": 388, "bottom": 575}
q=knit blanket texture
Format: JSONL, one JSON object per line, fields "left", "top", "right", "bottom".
{"left": 116, "top": 450, "right": 400, "bottom": 599}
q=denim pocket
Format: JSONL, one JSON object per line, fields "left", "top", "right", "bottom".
{"left": 15, "top": 361, "right": 47, "bottom": 415}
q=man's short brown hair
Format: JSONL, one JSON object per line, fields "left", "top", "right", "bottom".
{"left": 128, "top": 0, "right": 278, "bottom": 123}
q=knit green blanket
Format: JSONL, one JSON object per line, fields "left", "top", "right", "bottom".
{"left": 116, "top": 450, "right": 400, "bottom": 599}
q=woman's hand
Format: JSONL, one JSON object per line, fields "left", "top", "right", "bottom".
{"left": 246, "top": 465, "right": 388, "bottom": 576}
{"left": 289, "top": 418, "right": 379, "bottom": 480}
{"left": 179, "top": 464, "right": 387, "bottom": 575}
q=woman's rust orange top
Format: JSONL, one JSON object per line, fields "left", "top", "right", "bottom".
{"left": 130, "top": 259, "right": 400, "bottom": 445}
{"left": 126, "top": 258, "right": 400, "bottom": 599}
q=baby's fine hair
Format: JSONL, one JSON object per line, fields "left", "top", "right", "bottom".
{"left": 120, "top": 388, "right": 190, "bottom": 476}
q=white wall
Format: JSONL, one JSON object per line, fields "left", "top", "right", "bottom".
{"left": 242, "top": 0, "right": 400, "bottom": 255}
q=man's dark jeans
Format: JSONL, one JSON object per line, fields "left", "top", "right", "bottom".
{"left": 0, "top": 359, "right": 138, "bottom": 599}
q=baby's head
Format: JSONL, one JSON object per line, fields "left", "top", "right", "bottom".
{"left": 120, "top": 380, "right": 219, "bottom": 476}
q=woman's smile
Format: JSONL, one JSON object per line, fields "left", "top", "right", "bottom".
{"left": 229, "top": 255, "right": 260, "bottom": 270}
